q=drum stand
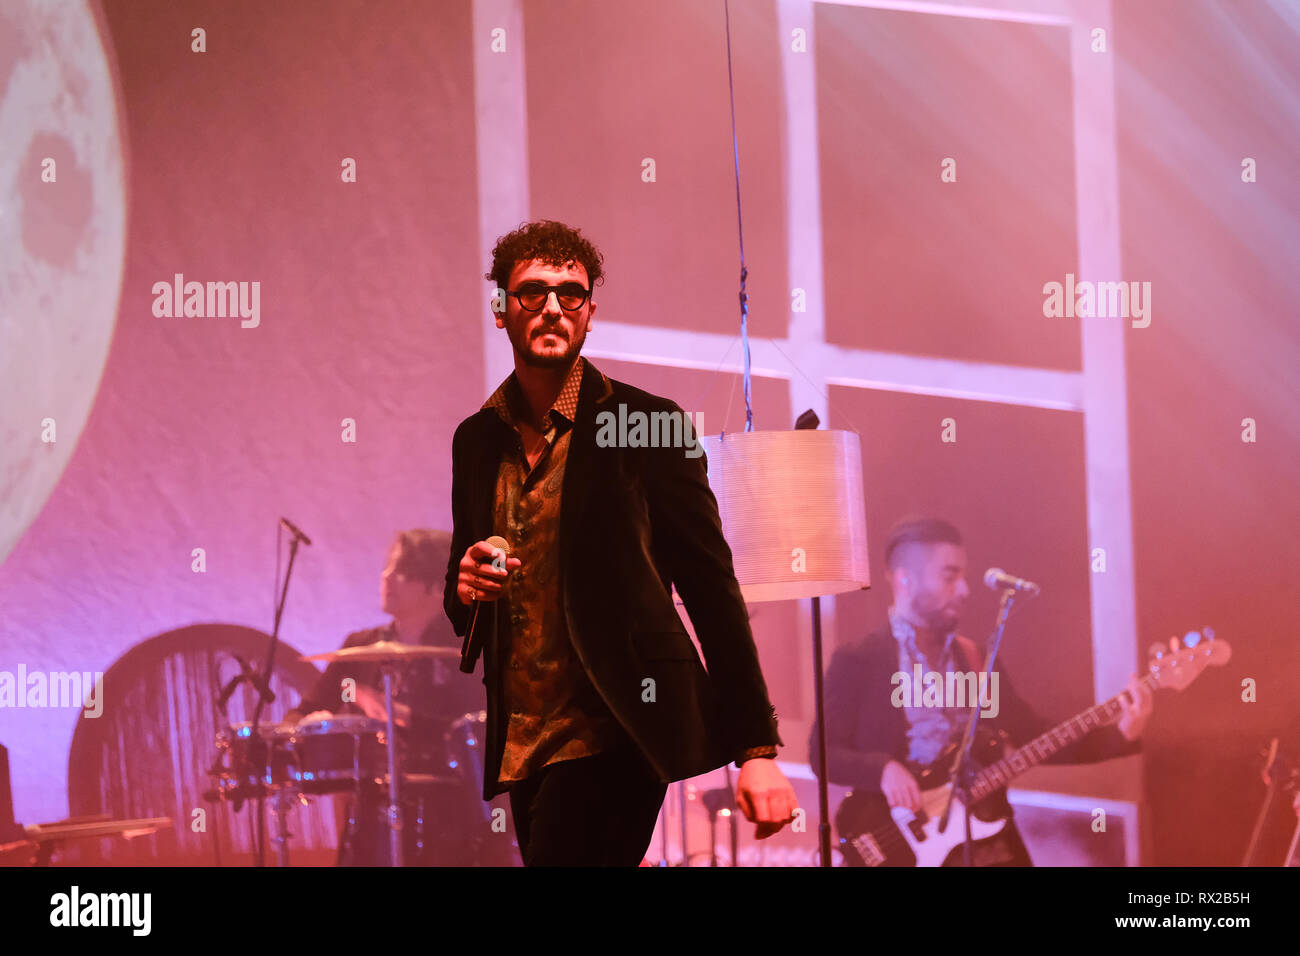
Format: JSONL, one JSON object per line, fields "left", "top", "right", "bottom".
{"left": 270, "top": 789, "right": 295, "bottom": 867}
{"left": 379, "top": 662, "right": 404, "bottom": 867}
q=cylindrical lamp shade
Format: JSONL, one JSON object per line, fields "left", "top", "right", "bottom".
{"left": 701, "top": 430, "right": 870, "bottom": 603}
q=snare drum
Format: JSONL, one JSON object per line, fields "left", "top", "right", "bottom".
{"left": 213, "top": 721, "right": 295, "bottom": 798}
{"left": 291, "top": 715, "right": 388, "bottom": 794}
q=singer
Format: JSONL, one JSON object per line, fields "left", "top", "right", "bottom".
{"left": 443, "top": 220, "right": 797, "bottom": 866}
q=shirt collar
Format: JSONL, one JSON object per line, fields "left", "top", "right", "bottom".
{"left": 482, "top": 355, "right": 591, "bottom": 429}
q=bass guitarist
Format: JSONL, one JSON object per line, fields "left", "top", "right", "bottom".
{"left": 809, "top": 516, "right": 1155, "bottom": 866}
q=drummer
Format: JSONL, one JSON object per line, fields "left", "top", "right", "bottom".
{"left": 286, "top": 528, "right": 482, "bottom": 864}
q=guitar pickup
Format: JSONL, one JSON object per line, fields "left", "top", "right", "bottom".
{"left": 849, "top": 832, "right": 886, "bottom": 867}
{"left": 890, "top": 805, "right": 929, "bottom": 842}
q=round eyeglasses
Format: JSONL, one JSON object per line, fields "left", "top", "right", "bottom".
{"left": 508, "top": 282, "right": 591, "bottom": 313}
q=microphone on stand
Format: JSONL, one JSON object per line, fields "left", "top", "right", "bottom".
{"left": 278, "top": 517, "right": 313, "bottom": 546}
{"left": 460, "top": 535, "right": 511, "bottom": 674}
{"left": 984, "top": 568, "right": 1041, "bottom": 596}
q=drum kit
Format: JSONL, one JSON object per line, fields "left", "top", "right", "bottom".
{"left": 207, "top": 640, "right": 495, "bottom": 866}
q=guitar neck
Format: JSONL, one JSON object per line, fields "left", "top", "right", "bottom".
{"left": 1286, "top": 817, "right": 1300, "bottom": 868}
{"left": 967, "top": 674, "right": 1152, "bottom": 802}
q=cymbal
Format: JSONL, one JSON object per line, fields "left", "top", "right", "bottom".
{"left": 301, "top": 640, "right": 462, "bottom": 664}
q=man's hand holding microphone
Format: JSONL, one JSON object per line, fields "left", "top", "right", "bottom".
{"left": 457, "top": 537, "right": 520, "bottom": 606}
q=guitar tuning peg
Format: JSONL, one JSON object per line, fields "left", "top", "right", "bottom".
{"left": 1183, "top": 630, "right": 1201, "bottom": 648}
{"left": 1147, "top": 643, "right": 1166, "bottom": 660}
{"left": 1169, "top": 636, "right": 1181, "bottom": 652}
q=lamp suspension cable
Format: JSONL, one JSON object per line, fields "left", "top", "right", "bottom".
{"left": 723, "top": 0, "right": 754, "bottom": 434}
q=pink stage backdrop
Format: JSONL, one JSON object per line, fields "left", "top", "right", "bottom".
{"left": 0, "top": 0, "right": 1295, "bottom": 866}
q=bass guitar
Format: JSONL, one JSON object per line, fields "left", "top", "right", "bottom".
{"left": 835, "top": 628, "right": 1230, "bottom": 866}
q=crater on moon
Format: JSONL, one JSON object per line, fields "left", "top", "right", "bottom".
{"left": 0, "top": 0, "right": 126, "bottom": 566}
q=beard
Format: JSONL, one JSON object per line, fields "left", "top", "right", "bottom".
{"left": 511, "top": 321, "right": 586, "bottom": 368}
{"left": 917, "top": 595, "right": 960, "bottom": 632}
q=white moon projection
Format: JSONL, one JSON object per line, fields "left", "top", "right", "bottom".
{"left": 0, "top": 0, "right": 126, "bottom": 566}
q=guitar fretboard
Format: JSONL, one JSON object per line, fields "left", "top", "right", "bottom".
{"left": 966, "top": 675, "right": 1152, "bottom": 802}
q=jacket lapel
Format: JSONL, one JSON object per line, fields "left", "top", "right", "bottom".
{"left": 469, "top": 410, "right": 512, "bottom": 541}
{"left": 559, "top": 359, "right": 613, "bottom": 586}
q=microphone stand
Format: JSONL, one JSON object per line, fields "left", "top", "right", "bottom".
{"left": 216, "top": 655, "right": 275, "bottom": 717}
{"left": 939, "top": 587, "right": 1019, "bottom": 867}
{"left": 213, "top": 657, "right": 278, "bottom": 862}
{"left": 1241, "top": 739, "right": 1282, "bottom": 866}
{"left": 249, "top": 528, "right": 305, "bottom": 866}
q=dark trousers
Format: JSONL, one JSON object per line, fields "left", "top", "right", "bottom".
{"left": 507, "top": 738, "right": 667, "bottom": 866}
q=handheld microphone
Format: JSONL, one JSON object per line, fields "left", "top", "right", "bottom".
{"left": 984, "top": 568, "right": 1041, "bottom": 596}
{"left": 481, "top": 536, "right": 511, "bottom": 568}
{"left": 279, "top": 517, "right": 313, "bottom": 546}
{"left": 460, "top": 536, "right": 511, "bottom": 673}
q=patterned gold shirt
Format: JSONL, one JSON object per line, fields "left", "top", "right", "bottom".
{"left": 482, "top": 357, "right": 623, "bottom": 784}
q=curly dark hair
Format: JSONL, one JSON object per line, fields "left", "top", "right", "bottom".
{"left": 485, "top": 219, "right": 605, "bottom": 292}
